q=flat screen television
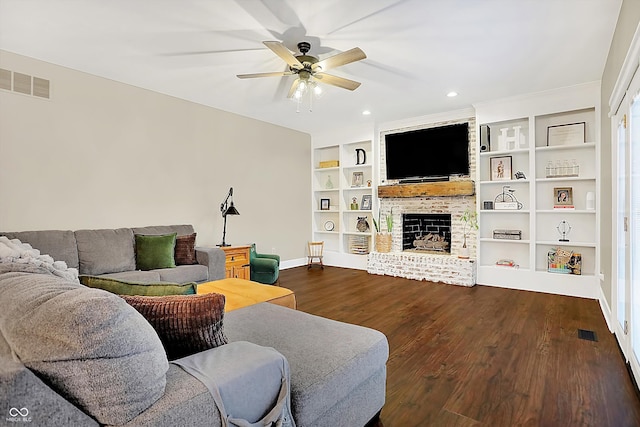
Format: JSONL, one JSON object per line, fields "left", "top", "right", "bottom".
{"left": 384, "top": 122, "right": 470, "bottom": 181}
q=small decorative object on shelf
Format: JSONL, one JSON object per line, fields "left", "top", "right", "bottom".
{"left": 367, "top": 179, "right": 372, "bottom": 187}
{"left": 514, "top": 171, "right": 527, "bottom": 179}
{"left": 361, "top": 194, "right": 372, "bottom": 210}
{"left": 356, "top": 216, "right": 370, "bottom": 232}
{"left": 319, "top": 160, "right": 339, "bottom": 168}
{"left": 355, "top": 148, "right": 366, "bottom": 165}
{"left": 546, "top": 159, "right": 579, "bottom": 178}
{"left": 586, "top": 191, "right": 595, "bottom": 210}
{"left": 548, "top": 247, "right": 581, "bottom": 274}
{"left": 325, "top": 175, "right": 334, "bottom": 189}
{"left": 350, "top": 197, "right": 359, "bottom": 210}
{"left": 483, "top": 201, "right": 494, "bottom": 210}
{"left": 349, "top": 235, "right": 369, "bottom": 254}
{"left": 547, "top": 122, "right": 585, "bottom": 146}
{"left": 557, "top": 220, "right": 571, "bottom": 242}
{"left": 494, "top": 185, "right": 523, "bottom": 210}
{"left": 323, "top": 220, "right": 335, "bottom": 231}
{"left": 497, "top": 126, "right": 526, "bottom": 150}
{"left": 320, "top": 198, "right": 330, "bottom": 210}
{"left": 496, "top": 258, "right": 519, "bottom": 268}
{"left": 553, "top": 187, "right": 574, "bottom": 210}
{"left": 493, "top": 229, "right": 522, "bottom": 240}
{"left": 351, "top": 171, "right": 364, "bottom": 187}
{"left": 490, "top": 156, "right": 512, "bottom": 181}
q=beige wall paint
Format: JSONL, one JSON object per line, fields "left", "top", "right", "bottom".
{"left": 0, "top": 50, "right": 311, "bottom": 262}
{"left": 600, "top": 1, "right": 640, "bottom": 307}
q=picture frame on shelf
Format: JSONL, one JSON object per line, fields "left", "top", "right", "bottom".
{"left": 490, "top": 156, "right": 512, "bottom": 181}
{"left": 361, "top": 194, "right": 372, "bottom": 210}
{"left": 554, "top": 187, "right": 573, "bottom": 207}
{"left": 547, "top": 122, "right": 585, "bottom": 146}
{"left": 320, "top": 198, "right": 330, "bottom": 210}
{"left": 351, "top": 171, "right": 364, "bottom": 187}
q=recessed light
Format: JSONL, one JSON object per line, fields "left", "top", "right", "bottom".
{"left": 447, "top": 91, "right": 458, "bottom": 97}
{"left": 362, "top": 110, "right": 371, "bottom": 115}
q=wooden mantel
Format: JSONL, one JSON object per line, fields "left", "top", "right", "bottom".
{"left": 377, "top": 180, "right": 475, "bottom": 198}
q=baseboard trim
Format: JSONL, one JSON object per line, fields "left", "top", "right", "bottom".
{"left": 598, "top": 282, "right": 614, "bottom": 332}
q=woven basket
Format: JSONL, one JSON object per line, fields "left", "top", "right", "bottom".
{"left": 375, "top": 233, "right": 392, "bottom": 253}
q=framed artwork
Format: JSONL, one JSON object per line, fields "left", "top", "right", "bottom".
{"left": 361, "top": 194, "right": 372, "bottom": 210}
{"left": 320, "top": 198, "right": 330, "bottom": 210}
{"left": 554, "top": 187, "right": 573, "bottom": 206}
{"left": 351, "top": 171, "right": 364, "bottom": 187}
{"left": 490, "top": 156, "right": 512, "bottom": 181}
{"left": 547, "top": 122, "right": 585, "bottom": 146}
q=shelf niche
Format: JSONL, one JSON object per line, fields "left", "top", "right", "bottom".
{"left": 378, "top": 180, "right": 475, "bottom": 198}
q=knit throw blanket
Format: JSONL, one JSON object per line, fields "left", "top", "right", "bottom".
{"left": 0, "top": 236, "right": 79, "bottom": 282}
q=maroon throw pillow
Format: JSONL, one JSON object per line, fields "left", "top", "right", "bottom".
{"left": 175, "top": 233, "right": 197, "bottom": 265}
{"left": 122, "top": 292, "right": 228, "bottom": 360}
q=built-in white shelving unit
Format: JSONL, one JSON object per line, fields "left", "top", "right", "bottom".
{"left": 312, "top": 138, "right": 375, "bottom": 268}
{"left": 474, "top": 82, "right": 600, "bottom": 298}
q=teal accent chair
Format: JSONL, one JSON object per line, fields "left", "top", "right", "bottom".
{"left": 249, "top": 244, "right": 280, "bottom": 285}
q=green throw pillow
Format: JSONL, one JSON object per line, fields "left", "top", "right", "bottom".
{"left": 79, "top": 275, "right": 196, "bottom": 296}
{"left": 135, "top": 233, "right": 177, "bottom": 270}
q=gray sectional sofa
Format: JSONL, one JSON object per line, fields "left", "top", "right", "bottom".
{"left": 0, "top": 224, "right": 226, "bottom": 283}
{"left": 0, "top": 226, "right": 389, "bottom": 426}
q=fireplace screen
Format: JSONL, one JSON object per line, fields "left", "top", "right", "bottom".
{"left": 402, "top": 213, "right": 452, "bottom": 253}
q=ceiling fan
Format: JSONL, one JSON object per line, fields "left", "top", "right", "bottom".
{"left": 237, "top": 41, "right": 366, "bottom": 99}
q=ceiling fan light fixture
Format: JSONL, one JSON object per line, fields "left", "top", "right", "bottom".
{"left": 237, "top": 41, "right": 366, "bottom": 109}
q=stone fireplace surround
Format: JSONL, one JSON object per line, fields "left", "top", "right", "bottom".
{"left": 367, "top": 116, "right": 478, "bottom": 287}
{"left": 367, "top": 194, "right": 477, "bottom": 286}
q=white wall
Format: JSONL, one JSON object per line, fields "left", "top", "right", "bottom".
{"left": 0, "top": 50, "right": 311, "bottom": 262}
{"left": 600, "top": 1, "right": 640, "bottom": 308}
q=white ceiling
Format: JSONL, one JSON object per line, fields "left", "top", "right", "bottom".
{"left": 0, "top": 0, "right": 622, "bottom": 135}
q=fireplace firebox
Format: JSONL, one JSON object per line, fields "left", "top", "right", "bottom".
{"left": 402, "top": 213, "right": 452, "bottom": 253}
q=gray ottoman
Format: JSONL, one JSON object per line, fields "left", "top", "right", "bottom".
{"left": 224, "top": 303, "right": 388, "bottom": 427}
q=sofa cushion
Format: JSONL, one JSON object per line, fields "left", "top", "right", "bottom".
{"left": 0, "top": 267, "right": 169, "bottom": 425}
{"left": 101, "top": 270, "right": 162, "bottom": 282}
{"left": 75, "top": 228, "right": 136, "bottom": 275}
{"left": 0, "top": 230, "right": 79, "bottom": 269}
{"left": 224, "top": 303, "right": 389, "bottom": 427}
{"left": 175, "top": 233, "right": 198, "bottom": 265}
{"left": 79, "top": 275, "right": 196, "bottom": 296}
{"left": 132, "top": 224, "right": 195, "bottom": 238}
{"left": 122, "top": 292, "right": 228, "bottom": 360}
{"left": 157, "top": 264, "right": 209, "bottom": 284}
{"left": 135, "top": 233, "right": 177, "bottom": 271}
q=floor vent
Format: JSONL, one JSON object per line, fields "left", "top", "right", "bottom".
{"left": 578, "top": 329, "right": 598, "bottom": 342}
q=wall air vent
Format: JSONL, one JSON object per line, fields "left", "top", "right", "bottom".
{"left": 13, "top": 72, "right": 31, "bottom": 95}
{"left": 0, "top": 68, "right": 11, "bottom": 91}
{"left": 0, "top": 69, "right": 50, "bottom": 99}
{"left": 33, "top": 77, "right": 50, "bottom": 98}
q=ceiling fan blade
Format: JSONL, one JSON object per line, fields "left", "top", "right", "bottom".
{"left": 315, "top": 73, "right": 361, "bottom": 91}
{"left": 236, "top": 71, "right": 292, "bottom": 79}
{"left": 312, "top": 47, "right": 366, "bottom": 72}
{"left": 287, "top": 79, "right": 301, "bottom": 98}
{"left": 263, "top": 41, "right": 303, "bottom": 69}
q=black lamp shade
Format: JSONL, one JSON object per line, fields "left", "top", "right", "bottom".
{"left": 224, "top": 203, "right": 240, "bottom": 216}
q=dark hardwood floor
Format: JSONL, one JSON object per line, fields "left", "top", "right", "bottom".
{"left": 278, "top": 266, "right": 640, "bottom": 427}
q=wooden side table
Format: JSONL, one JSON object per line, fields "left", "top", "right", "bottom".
{"left": 219, "top": 245, "right": 251, "bottom": 280}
